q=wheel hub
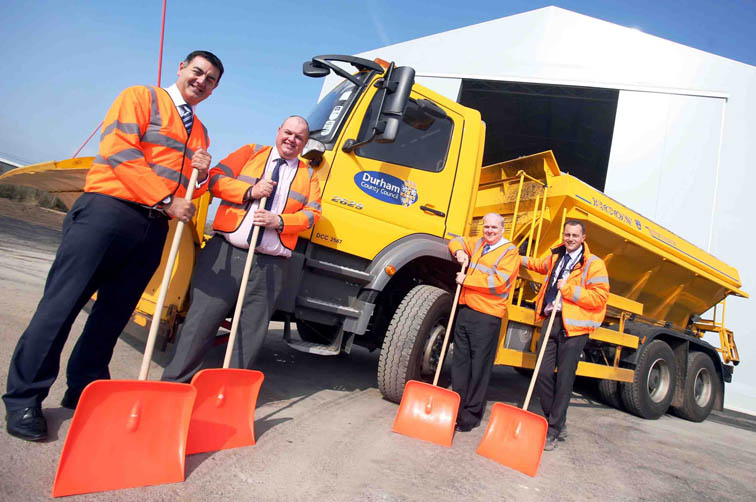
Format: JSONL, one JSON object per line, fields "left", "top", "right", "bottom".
{"left": 421, "top": 323, "right": 447, "bottom": 376}
{"left": 647, "top": 357, "right": 671, "bottom": 403}
{"left": 693, "top": 367, "right": 713, "bottom": 407}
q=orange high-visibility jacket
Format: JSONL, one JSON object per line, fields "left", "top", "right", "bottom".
{"left": 85, "top": 85, "right": 209, "bottom": 206}
{"left": 522, "top": 242, "right": 609, "bottom": 336}
{"left": 448, "top": 236, "right": 520, "bottom": 318}
{"left": 209, "top": 144, "right": 322, "bottom": 251}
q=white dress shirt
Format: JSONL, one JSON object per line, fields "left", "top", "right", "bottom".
{"left": 481, "top": 236, "right": 507, "bottom": 254}
{"left": 163, "top": 83, "right": 206, "bottom": 189}
{"left": 546, "top": 246, "right": 583, "bottom": 314}
{"left": 219, "top": 148, "right": 298, "bottom": 257}
{"left": 165, "top": 83, "right": 193, "bottom": 112}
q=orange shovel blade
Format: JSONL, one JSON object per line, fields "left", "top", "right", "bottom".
{"left": 476, "top": 402, "right": 548, "bottom": 477}
{"left": 391, "top": 380, "right": 460, "bottom": 447}
{"left": 52, "top": 380, "right": 196, "bottom": 497}
{"left": 187, "top": 368, "right": 264, "bottom": 455}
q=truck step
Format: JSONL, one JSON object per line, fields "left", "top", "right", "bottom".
{"left": 283, "top": 319, "right": 342, "bottom": 356}
{"left": 285, "top": 339, "right": 342, "bottom": 356}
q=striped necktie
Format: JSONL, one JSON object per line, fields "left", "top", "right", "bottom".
{"left": 179, "top": 104, "right": 193, "bottom": 133}
{"left": 483, "top": 244, "right": 491, "bottom": 255}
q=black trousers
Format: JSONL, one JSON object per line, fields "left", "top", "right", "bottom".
{"left": 161, "top": 236, "right": 289, "bottom": 383}
{"left": 3, "top": 193, "right": 168, "bottom": 412}
{"left": 536, "top": 313, "right": 588, "bottom": 438}
{"left": 451, "top": 305, "right": 502, "bottom": 428}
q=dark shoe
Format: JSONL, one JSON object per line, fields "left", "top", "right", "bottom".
{"left": 543, "top": 434, "right": 559, "bottom": 451}
{"left": 455, "top": 423, "right": 473, "bottom": 432}
{"left": 558, "top": 426, "right": 568, "bottom": 441}
{"left": 61, "top": 388, "right": 83, "bottom": 410}
{"left": 6, "top": 407, "right": 48, "bottom": 441}
{"left": 455, "top": 420, "right": 480, "bottom": 433}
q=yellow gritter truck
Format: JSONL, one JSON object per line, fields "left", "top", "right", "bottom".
{"left": 0, "top": 54, "right": 746, "bottom": 423}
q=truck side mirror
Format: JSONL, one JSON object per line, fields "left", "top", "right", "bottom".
{"left": 342, "top": 63, "right": 415, "bottom": 153}
{"left": 375, "top": 66, "right": 415, "bottom": 143}
{"left": 302, "top": 60, "right": 330, "bottom": 78}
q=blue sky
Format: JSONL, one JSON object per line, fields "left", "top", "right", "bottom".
{"left": 0, "top": 0, "right": 754, "bottom": 166}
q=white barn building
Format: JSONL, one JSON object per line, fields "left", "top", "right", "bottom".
{"left": 323, "top": 6, "right": 756, "bottom": 412}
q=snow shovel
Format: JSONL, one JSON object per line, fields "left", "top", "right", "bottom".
{"left": 476, "top": 292, "right": 561, "bottom": 477}
{"left": 185, "top": 193, "right": 269, "bottom": 454}
{"left": 391, "top": 264, "right": 466, "bottom": 447}
{"left": 52, "top": 169, "right": 201, "bottom": 497}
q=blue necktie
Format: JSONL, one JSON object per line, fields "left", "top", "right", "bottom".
{"left": 179, "top": 104, "right": 193, "bottom": 133}
{"left": 249, "top": 158, "right": 286, "bottom": 247}
{"left": 483, "top": 244, "right": 491, "bottom": 255}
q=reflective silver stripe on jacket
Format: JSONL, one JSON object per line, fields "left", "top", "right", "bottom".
{"left": 306, "top": 200, "right": 321, "bottom": 211}
{"left": 141, "top": 130, "right": 196, "bottom": 158}
{"left": 200, "top": 123, "right": 209, "bottom": 147}
{"left": 470, "top": 262, "right": 510, "bottom": 282}
{"left": 302, "top": 210, "right": 315, "bottom": 228}
{"left": 586, "top": 276, "right": 609, "bottom": 286}
{"left": 238, "top": 175, "right": 258, "bottom": 185}
{"left": 487, "top": 275, "right": 510, "bottom": 298}
{"left": 100, "top": 120, "right": 141, "bottom": 140}
{"left": 149, "top": 162, "right": 190, "bottom": 190}
{"left": 571, "top": 285, "right": 582, "bottom": 303}
{"left": 563, "top": 318, "right": 601, "bottom": 329}
{"left": 493, "top": 243, "right": 516, "bottom": 267}
{"left": 95, "top": 148, "right": 144, "bottom": 169}
{"left": 289, "top": 190, "right": 308, "bottom": 205}
{"left": 472, "top": 237, "right": 484, "bottom": 256}
{"left": 147, "top": 86, "right": 162, "bottom": 131}
{"left": 581, "top": 255, "right": 598, "bottom": 285}
{"left": 209, "top": 163, "right": 235, "bottom": 190}
{"left": 521, "top": 256, "right": 529, "bottom": 267}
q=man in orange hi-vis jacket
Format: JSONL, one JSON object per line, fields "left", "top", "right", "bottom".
{"left": 521, "top": 219, "right": 609, "bottom": 451}
{"left": 3, "top": 51, "right": 223, "bottom": 442}
{"left": 162, "top": 116, "right": 322, "bottom": 383}
{"left": 448, "top": 213, "right": 520, "bottom": 432}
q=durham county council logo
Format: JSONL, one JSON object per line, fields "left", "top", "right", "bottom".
{"left": 355, "top": 171, "right": 419, "bottom": 207}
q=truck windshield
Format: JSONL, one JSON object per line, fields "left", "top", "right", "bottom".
{"left": 307, "top": 71, "right": 370, "bottom": 147}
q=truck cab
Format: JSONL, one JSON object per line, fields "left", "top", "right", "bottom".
{"left": 278, "top": 55, "right": 483, "bottom": 359}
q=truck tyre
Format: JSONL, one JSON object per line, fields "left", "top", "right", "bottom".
{"left": 377, "top": 285, "right": 452, "bottom": 403}
{"left": 620, "top": 340, "right": 676, "bottom": 419}
{"left": 671, "top": 352, "right": 719, "bottom": 422}
{"left": 597, "top": 379, "right": 624, "bottom": 410}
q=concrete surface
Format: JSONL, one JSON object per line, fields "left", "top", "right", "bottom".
{"left": 1, "top": 214, "right": 755, "bottom": 501}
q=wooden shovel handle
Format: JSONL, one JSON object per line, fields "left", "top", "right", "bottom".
{"left": 432, "top": 263, "right": 467, "bottom": 387}
{"left": 222, "top": 174, "right": 273, "bottom": 369}
{"left": 522, "top": 292, "right": 562, "bottom": 410}
{"left": 139, "top": 168, "right": 200, "bottom": 380}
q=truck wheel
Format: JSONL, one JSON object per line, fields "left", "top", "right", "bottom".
{"left": 671, "top": 352, "right": 719, "bottom": 422}
{"left": 597, "top": 379, "right": 624, "bottom": 410}
{"left": 620, "top": 340, "right": 676, "bottom": 419}
{"left": 377, "top": 285, "right": 452, "bottom": 403}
